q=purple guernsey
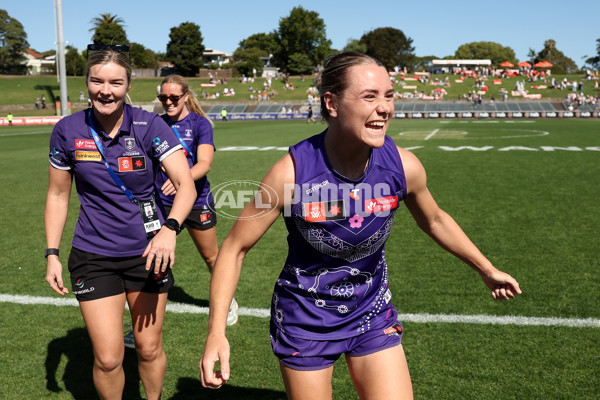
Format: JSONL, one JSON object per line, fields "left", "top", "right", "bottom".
{"left": 156, "top": 112, "right": 215, "bottom": 207}
{"left": 274, "top": 131, "right": 407, "bottom": 340}
{"left": 49, "top": 104, "right": 183, "bottom": 257}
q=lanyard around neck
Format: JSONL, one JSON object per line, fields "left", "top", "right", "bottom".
{"left": 170, "top": 125, "right": 195, "bottom": 163}
{"left": 87, "top": 109, "right": 138, "bottom": 204}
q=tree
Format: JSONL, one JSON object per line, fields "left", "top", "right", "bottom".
{"left": 273, "top": 6, "right": 332, "bottom": 72}
{"left": 129, "top": 42, "right": 158, "bottom": 69}
{"left": 584, "top": 38, "right": 600, "bottom": 70}
{"left": 233, "top": 47, "right": 266, "bottom": 77}
{"left": 65, "top": 45, "right": 85, "bottom": 76}
{"left": 360, "top": 27, "right": 415, "bottom": 71}
{"left": 89, "top": 13, "right": 128, "bottom": 45}
{"left": 454, "top": 41, "right": 516, "bottom": 66}
{"left": 0, "top": 9, "right": 30, "bottom": 74}
{"left": 534, "top": 39, "right": 578, "bottom": 73}
{"left": 414, "top": 55, "right": 437, "bottom": 71}
{"left": 166, "top": 22, "right": 204, "bottom": 76}
{"left": 237, "top": 32, "right": 278, "bottom": 54}
{"left": 342, "top": 38, "right": 366, "bottom": 54}
{"left": 287, "top": 52, "right": 313, "bottom": 74}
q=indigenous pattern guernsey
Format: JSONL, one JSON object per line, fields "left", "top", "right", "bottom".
{"left": 274, "top": 131, "right": 408, "bottom": 340}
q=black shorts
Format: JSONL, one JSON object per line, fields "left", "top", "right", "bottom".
{"left": 68, "top": 247, "right": 174, "bottom": 302}
{"left": 164, "top": 203, "right": 217, "bottom": 231}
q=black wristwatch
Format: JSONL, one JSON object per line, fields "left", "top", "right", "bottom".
{"left": 45, "top": 248, "right": 60, "bottom": 258}
{"left": 163, "top": 218, "right": 181, "bottom": 235}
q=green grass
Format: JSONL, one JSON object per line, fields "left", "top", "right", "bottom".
{"left": 1, "top": 73, "right": 599, "bottom": 113}
{"left": 0, "top": 119, "right": 599, "bottom": 399}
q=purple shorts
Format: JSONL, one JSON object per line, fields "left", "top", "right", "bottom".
{"left": 270, "top": 321, "right": 403, "bottom": 371}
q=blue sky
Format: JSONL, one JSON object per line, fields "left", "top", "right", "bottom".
{"left": 5, "top": 1, "right": 599, "bottom": 66}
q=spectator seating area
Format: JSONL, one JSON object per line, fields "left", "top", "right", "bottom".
{"left": 207, "top": 104, "right": 248, "bottom": 113}
{"left": 561, "top": 102, "right": 597, "bottom": 113}
{"left": 394, "top": 101, "right": 559, "bottom": 113}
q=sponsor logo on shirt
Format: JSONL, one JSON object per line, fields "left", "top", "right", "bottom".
{"left": 305, "top": 180, "right": 330, "bottom": 195}
{"left": 154, "top": 141, "right": 170, "bottom": 154}
{"left": 118, "top": 156, "right": 146, "bottom": 172}
{"left": 75, "top": 139, "right": 96, "bottom": 150}
{"left": 364, "top": 196, "right": 399, "bottom": 214}
{"left": 133, "top": 120, "right": 147, "bottom": 125}
{"left": 304, "top": 200, "right": 346, "bottom": 222}
{"left": 75, "top": 150, "right": 102, "bottom": 161}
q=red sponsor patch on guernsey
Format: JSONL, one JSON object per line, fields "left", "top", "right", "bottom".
{"left": 304, "top": 200, "right": 346, "bottom": 222}
{"left": 364, "top": 196, "right": 399, "bottom": 214}
{"left": 74, "top": 139, "right": 96, "bottom": 150}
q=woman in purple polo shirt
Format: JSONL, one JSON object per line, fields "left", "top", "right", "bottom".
{"left": 44, "top": 47, "right": 195, "bottom": 400}
{"left": 200, "top": 52, "right": 522, "bottom": 399}
{"left": 156, "top": 75, "right": 238, "bottom": 325}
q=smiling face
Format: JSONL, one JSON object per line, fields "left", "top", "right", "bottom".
{"left": 87, "top": 61, "right": 130, "bottom": 119}
{"left": 324, "top": 63, "right": 394, "bottom": 148}
{"left": 159, "top": 82, "right": 189, "bottom": 121}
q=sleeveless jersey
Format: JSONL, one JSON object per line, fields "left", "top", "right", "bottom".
{"left": 273, "top": 131, "right": 407, "bottom": 340}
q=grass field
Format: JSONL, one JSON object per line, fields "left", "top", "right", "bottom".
{"left": 1, "top": 73, "right": 599, "bottom": 117}
{"left": 0, "top": 118, "right": 599, "bottom": 399}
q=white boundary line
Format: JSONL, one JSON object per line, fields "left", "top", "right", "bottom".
{"left": 424, "top": 128, "right": 439, "bottom": 141}
{"left": 2, "top": 294, "right": 598, "bottom": 328}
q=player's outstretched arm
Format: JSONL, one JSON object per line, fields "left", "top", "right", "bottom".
{"left": 200, "top": 154, "right": 295, "bottom": 387}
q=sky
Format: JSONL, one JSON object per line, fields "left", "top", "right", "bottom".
{"left": 4, "top": 1, "right": 599, "bottom": 66}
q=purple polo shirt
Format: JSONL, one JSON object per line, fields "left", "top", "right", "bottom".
{"left": 49, "top": 104, "right": 183, "bottom": 257}
{"left": 274, "top": 131, "right": 407, "bottom": 340}
{"left": 156, "top": 112, "right": 215, "bottom": 207}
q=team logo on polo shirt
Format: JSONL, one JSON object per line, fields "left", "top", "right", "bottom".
{"left": 125, "top": 138, "right": 136, "bottom": 151}
{"left": 118, "top": 156, "right": 146, "bottom": 171}
{"left": 304, "top": 200, "right": 346, "bottom": 222}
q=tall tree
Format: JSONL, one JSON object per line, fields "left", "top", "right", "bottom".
{"left": 273, "top": 6, "right": 332, "bottom": 72}
{"left": 89, "top": 13, "right": 128, "bottom": 45}
{"left": 238, "top": 32, "right": 278, "bottom": 54}
{"left": 0, "top": 9, "right": 30, "bottom": 74}
{"left": 454, "top": 41, "right": 516, "bottom": 65}
{"left": 342, "top": 38, "right": 366, "bottom": 54}
{"left": 129, "top": 42, "right": 158, "bottom": 69}
{"left": 584, "top": 38, "right": 600, "bottom": 70}
{"left": 287, "top": 52, "right": 313, "bottom": 74}
{"left": 534, "top": 39, "right": 577, "bottom": 73}
{"left": 166, "top": 22, "right": 204, "bottom": 76}
{"left": 65, "top": 45, "right": 85, "bottom": 76}
{"left": 360, "top": 27, "right": 415, "bottom": 71}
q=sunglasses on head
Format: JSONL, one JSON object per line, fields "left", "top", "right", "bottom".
{"left": 157, "top": 93, "right": 187, "bottom": 103}
{"left": 87, "top": 44, "right": 130, "bottom": 60}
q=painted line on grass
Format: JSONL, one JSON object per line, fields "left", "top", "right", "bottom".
{"left": 3, "top": 293, "right": 598, "bottom": 328}
{"left": 424, "top": 129, "right": 439, "bottom": 140}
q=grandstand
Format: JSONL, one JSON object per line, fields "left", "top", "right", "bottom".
{"left": 196, "top": 100, "right": 597, "bottom": 121}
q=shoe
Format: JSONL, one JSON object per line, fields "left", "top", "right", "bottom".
{"left": 227, "top": 298, "right": 239, "bottom": 326}
{"left": 124, "top": 329, "right": 135, "bottom": 349}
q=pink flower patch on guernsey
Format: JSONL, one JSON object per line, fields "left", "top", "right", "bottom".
{"left": 349, "top": 214, "right": 364, "bottom": 228}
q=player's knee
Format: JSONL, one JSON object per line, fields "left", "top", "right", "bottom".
{"left": 135, "top": 337, "right": 163, "bottom": 362}
{"left": 94, "top": 352, "right": 123, "bottom": 373}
